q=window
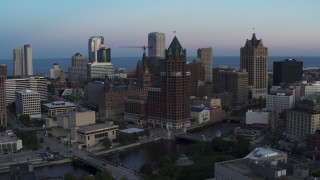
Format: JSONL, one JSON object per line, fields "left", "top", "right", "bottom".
{"left": 88, "top": 136, "right": 90, "bottom": 140}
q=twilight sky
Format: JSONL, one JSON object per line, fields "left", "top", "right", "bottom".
{"left": 0, "top": 0, "right": 319, "bottom": 58}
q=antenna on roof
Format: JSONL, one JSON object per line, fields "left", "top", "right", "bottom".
{"left": 252, "top": 27, "right": 255, "bottom": 33}
{"left": 173, "top": 31, "right": 176, "bottom": 35}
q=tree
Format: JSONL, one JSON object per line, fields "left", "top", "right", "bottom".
{"left": 234, "top": 136, "right": 250, "bottom": 158}
{"left": 81, "top": 175, "right": 95, "bottom": 180}
{"left": 95, "top": 169, "right": 114, "bottom": 180}
{"left": 140, "top": 163, "right": 153, "bottom": 175}
{"left": 211, "top": 137, "right": 233, "bottom": 152}
{"left": 222, "top": 106, "right": 230, "bottom": 113}
{"left": 64, "top": 172, "right": 79, "bottom": 180}
{"left": 102, "top": 138, "right": 112, "bottom": 149}
{"left": 15, "top": 130, "right": 39, "bottom": 150}
{"left": 0, "top": 125, "right": 6, "bottom": 132}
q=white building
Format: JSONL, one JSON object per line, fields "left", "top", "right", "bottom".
{"left": 50, "top": 63, "right": 63, "bottom": 79}
{"left": 245, "top": 110, "right": 270, "bottom": 125}
{"left": 302, "top": 81, "right": 320, "bottom": 97}
{"left": 266, "top": 92, "right": 295, "bottom": 111}
{"left": 148, "top": 32, "right": 165, "bottom": 58}
{"left": 0, "top": 132, "right": 23, "bottom": 153}
{"left": 22, "top": 44, "right": 33, "bottom": 76}
{"left": 190, "top": 105, "right": 210, "bottom": 124}
{"left": 87, "top": 62, "right": 114, "bottom": 82}
{"left": 5, "top": 76, "right": 47, "bottom": 105}
{"left": 15, "top": 90, "right": 41, "bottom": 118}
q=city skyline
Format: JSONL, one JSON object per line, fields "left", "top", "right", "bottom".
{"left": 0, "top": 0, "right": 320, "bottom": 59}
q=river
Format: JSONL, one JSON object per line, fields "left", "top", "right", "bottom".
{"left": 104, "top": 122, "right": 240, "bottom": 171}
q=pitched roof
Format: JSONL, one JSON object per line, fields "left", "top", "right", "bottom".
{"left": 166, "top": 36, "right": 186, "bottom": 57}
{"left": 246, "top": 33, "right": 262, "bottom": 48}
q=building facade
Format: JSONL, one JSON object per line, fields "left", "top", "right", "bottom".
{"left": 87, "top": 62, "right": 114, "bottom": 82}
{"left": 213, "top": 68, "right": 248, "bottom": 109}
{"left": 97, "top": 47, "right": 111, "bottom": 63}
{"left": 0, "top": 133, "right": 23, "bottom": 153}
{"left": 15, "top": 90, "right": 41, "bottom": 118}
{"left": 197, "top": 48, "right": 212, "bottom": 83}
{"left": 50, "top": 63, "right": 63, "bottom": 79}
{"left": 124, "top": 96, "right": 147, "bottom": 123}
{"left": 68, "top": 52, "right": 88, "bottom": 82}
{"left": 13, "top": 49, "right": 22, "bottom": 76}
{"left": 148, "top": 36, "right": 191, "bottom": 130}
{"left": 23, "top": 44, "right": 33, "bottom": 76}
{"left": 42, "top": 101, "right": 77, "bottom": 117}
{"left": 240, "top": 33, "right": 268, "bottom": 99}
{"left": 88, "top": 36, "right": 104, "bottom": 63}
{"left": 5, "top": 76, "right": 47, "bottom": 105}
{"left": 0, "top": 65, "right": 7, "bottom": 126}
{"left": 273, "top": 59, "right": 303, "bottom": 86}
{"left": 266, "top": 87, "right": 295, "bottom": 111}
{"left": 186, "top": 60, "right": 205, "bottom": 97}
{"left": 148, "top": 32, "right": 165, "bottom": 58}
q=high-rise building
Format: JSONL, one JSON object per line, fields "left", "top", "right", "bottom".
{"left": 68, "top": 53, "right": 89, "bottom": 82}
{"left": 50, "top": 63, "right": 63, "bottom": 79}
{"left": 0, "top": 65, "right": 7, "bottom": 126}
{"left": 148, "top": 32, "right": 165, "bottom": 58}
{"left": 88, "top": 36, "right": 104, "bottom": 63}
{"left": 240, "top": 33, "right": 268, "bottom": 99}
{"left": 97, "top": 47, "right": 111, "bottom": 63}
{"left": 5, "top": 76, "right": 47, "bottom": 105}
{"left": 197, "top": 48, "right": 213, "bottom": 83}
{"left": 13, "top": 49, "right": 22, "bottom": 76}
{"left": 23, "top": 44, "right": 33, "bottom": 76}
{"left": 15, "top": 89, "right": 41, "bottom": 119}
{"left": 148, "top": 36, "right": 191, "bottom": 130}
{"left": 273, "top": 59, "right": 303, "bottom": 86}
{"left": 212, "top": 68, "right": 248, "bottom": 109}
{"left": 186, "top": 59, "right": 205, "bottom": 97}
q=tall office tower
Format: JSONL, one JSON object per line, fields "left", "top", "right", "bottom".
{"left": 212, "top": 68, "right": 248, "bottom": 109}
{"left": 148, "top": 32, "right": 165, "bottom": 58}
{"left": 88, "top": 36, "right": 105, "bottom": 63}
{"left": 186, "top": 59, "right": 205, "bottom": 97}
{"left": 240, "top": 33, "right": 268, "bottom": 99}
{"left": 273, "top": 59, "right": 303, "bottom": 86}
{"left": 97, "top": 47, "right": 111, "bottom": 63}
{"left": 50, "top": 63, "right": 63, "bottom": 79}
{"left": 13, "top": 49, "right": 22, "bottom": 76}
{"left": 68, "top": 53, "right": 89, "bottom": 81}
{"left": 148, "top": 36, "right": 191, "bottom": 130}
{"left": 197, "top": 48, "right": 213, "bottom": 83}
{"left": 0, "top": 65, "right": 7, "bottom": 126}
{"left": 23, "top": 44, "right": 33, "bottom": 76}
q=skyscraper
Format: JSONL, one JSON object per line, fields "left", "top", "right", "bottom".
{"left": 69, "top": 53, "right": 88, "bottom": 82}
{"left": 273, "top": 59, "right": 303, "bottom": 86}
{"left": 23, "top": 44, "right": 33, "bottom": 76}
{"left": 13, "top": 49, "right": 22, "bottom": 76}
{"left": 197, "top": 48, "right": 213, "bottom": 83}
{"left": 0, "top": 65, "right": 7, "bottom": 127}
{"left": 97, "top": 47, "right": 111, "bottom": 63}
{"left": 88, "top": 36, "right": 105, "bottom": 63}
{"left": 240, "top": 33, "right": 268, "bottom": 99}
{"left": 148, "top": 32, "right": 165, "bottom": 58}
{"left": 148, "top": 36, "right": 191, "bottom": 130}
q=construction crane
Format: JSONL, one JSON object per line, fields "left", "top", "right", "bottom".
{"left": 119, "top": 45, "right": 152, "bottom": 53}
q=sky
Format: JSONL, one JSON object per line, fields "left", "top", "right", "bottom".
{"left": 0, "top": 0, "right": 319, "bottom": 59}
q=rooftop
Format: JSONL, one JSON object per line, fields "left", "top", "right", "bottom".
{"left": 42, "top": 101, "right": 77, "bottom": 109}
{"left": 77, "top": 123, "right": 119, "bottom": 134}
{"left": 0, "top": 134, "right": 21, "bottom": 143}
{"left": 15, "top": 89, "right": 38, "bottom": 95}
{"left": 119, "top": 128, "right": 144, "bottom": 134}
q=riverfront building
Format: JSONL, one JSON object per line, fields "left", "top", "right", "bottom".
{"left": 273, "top": 59, "right": 303, "bottom": 86}
{"left": 148, "top": 36, "right": 191, "bottom": 130}
{"left": 5, "top": 76, "right": 48, "bottom": 105}
{"left": 15, "top": 90, "right": 41, "bottom": 118}
{"left": 215, "top": 148, "right": 299, "bottom": 180}
{"left": 240, "top": 33, "right": 268, "bottom": 99}
{"left": 0, "top": 133, "right": 23, "bottom": 153}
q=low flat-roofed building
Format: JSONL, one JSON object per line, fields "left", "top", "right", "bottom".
{"left": 42, "top": 101, "right": 77, "bottom": 117}
{"left": 77, "top": 123, "right": 119, "bottom": 148}
{"left": 215, "top": 147, "right": 301, "bottom": 180}
{"left": 0, "top": 133, "right": 23, "bottom": 153}
{"left": 190, "top": 105, "right": 210, "bottom": 124}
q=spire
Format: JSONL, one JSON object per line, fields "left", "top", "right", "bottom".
{"left": 166, "top": 36, "right": 185, "bottom": 57}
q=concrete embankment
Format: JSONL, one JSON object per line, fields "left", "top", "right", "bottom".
{"left": 93, "top": 137, "right": 162, "bottom": 156}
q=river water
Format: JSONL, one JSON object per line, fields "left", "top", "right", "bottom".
{"left": 105, "top": 122, "right": 240, "bottom": 171}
